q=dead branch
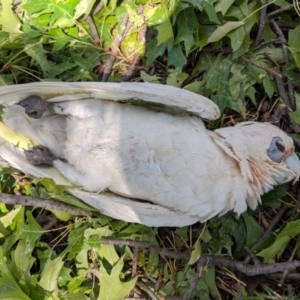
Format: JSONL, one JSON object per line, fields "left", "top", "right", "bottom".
{"left": 0, "top": 193, "right": 91, "bottom": 216}
{"left": 242, "top": 56, "right": 282, "bottom": 77}
{"left": 136, "top": 281, "right": 159, "bottom": 300}
{"left": 101, "top": 237, "right": 189, "bottom": 260}
{"left": 270, "top": 19, "right": 295, "bottom": 109}
{"left": 101, "top": 237, "right": 300, "bottom": 276}
{"left": 101, "top": 12, "right": 130, "bottom": 82}
{"left": 255, "top": 4, "right": 268, "bottom": 47}
{"left": 86, "top": 15, "right": 101, "bottom": 44}
{"left": 268, "top": 3, "right": 300, "bottom": 18}
{"left": 183, "top": 259, "right": 204, "bottom": 300}
{"left": 265, "top": 53, "right": 293, "bottom": 109}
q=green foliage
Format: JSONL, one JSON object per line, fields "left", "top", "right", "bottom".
{"left": 0, "top": 0, "right": 300, "bottom": 298}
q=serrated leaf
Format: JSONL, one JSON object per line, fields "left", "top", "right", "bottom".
{"left": 227, "top": 26, "right": 245, "bottom": 52}
{"left": 215, "top": 0, "right": 235, "bottom": 15}
{"left": 207, "top": 21, "right": 244, "bottom": 43}
{"left": 24, "top": 43, "right": 51, "bottom": 75}
{"left": 206, "top": 57, "right": 232, "bottom": 112}
{"left": 0, "top": 206, "right": 22, "bottom": 229}
{"left": 74, "top": 0, "right": 97, "bottom": 19}
{"left": 242, "top": 213, "right": 264, "bottom": 248}
{"left": 38, "top": 253, "right": 65, "bottom": 292}
{"left": 0, "top": 247, "right": 31, "bottom": 299}
{"left": 0, "top": 0, "right": 22, "bottom": 39}
{"left": 175, "top": 7, "right": 198, "bottom": 54}
{"left": 288, "top": 24, "right": 300, "bottom": 50}
{"left": 156, "top": 19, "right": 173, "bottom": 45}
{"left": 99, "top": 256, "right": 137, "bottom": 300}
{"left": 19, "top": 211, "right": 43, "bottom": 256}
{"left": 290, "top": 92, "right": 300, "bottom": 122}
{"left": 188, "top": 241, "right": 201, "bottom": 265}
{"left": 203, "top": 1, "right": 220, "bottom": 24}
{"left": 167, "top": 44, "right": 186, "bottom": 70}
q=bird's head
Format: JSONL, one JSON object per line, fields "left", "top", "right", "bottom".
{"left": 212, "top": 122, "right": 300, "bottom": 208}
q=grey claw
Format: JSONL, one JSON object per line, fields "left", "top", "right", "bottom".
{"left": 24, "top": 146, "right": 56, "bottom": 166}
{"left": 19, "top": 95, "right": 54, "bottom": 118}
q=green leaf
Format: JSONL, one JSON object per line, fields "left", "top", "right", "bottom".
{"left": 20, "top": 211, "right": 43, "bottom": 256}
{"left": 242, "top": 213, "right": 264, "bottom": 248}
{"left": 0, "top": 247, "right": 31, "bottom": 299}
{"left": 38, "top": 253, "right": 65, "bottom": 292}
{"left": 288, "top": 24, "right": 300, "bottom": 50}
{"left": 74, "top": 0, "right": 97, "bottom": 19}
{"left": 207, "top": 21, "right": 244, "bottom": 43}
{"left": 202, "top": 1, "right": 220, "bottom": 24}
{"left": 166, "top": 71, "right": 189, "bottom": 88}
{"left": 188, "top": 241, "right": 201, "bottom": 265}
{"left": 156, "top": 19, "right": 174, "bottom": 45}
{"left": 0, "top": 0, "right": 22, "bottom": 39}
{"left": 206, "top": 56, "right": 232, "bottom": 112}
{"left": 215, "top": 0, "right": 235, "bottom": 15}
{"left": 227, "top": 26, "right": 245, "bottom": 52}
{"left": 167, "top": 44, "right": 187, "bottom": 70}
{"left": 0, "top": 206, "right": 22, "bottom": 230}
{"left": 290, "top": 92, "right": 300, "bottom": 122}
{"left": 99, "top": 256, "right": 137, "bottom": 300}
{"left": 24, "top": 43, "right": 51, "bottom": 75}
{"left": 175, "top": 7, "right": 198, "bottom": 54}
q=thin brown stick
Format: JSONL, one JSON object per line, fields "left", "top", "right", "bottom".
{"left": 254, "top": 38, "right": 281, "bottom": 50}
{"left": 255, "top": 4, "right": 268, "bottom": 47}
{"left": 92, "top": 0, "right": 104, "bottom": 16}
{"left": 236, "top": 282, "right": 243, "bottom": 300}
{"left": 86, "top": 16, "right": 101, "bottom": 44}
{"left": 244, "top": 246, "right": 261, "bottom": 265}
{"left": 136, "top": 281, "right": 158, "bottom": 300}
{"left": 257, "top": 204, "right": 289, "bottom": 243}
{"left": 242, "top": 56, "right": 282, "bottom": 77}
{"left": 278, "top": 243, "right": 298, "bottom": 286}
{"left": 101, "top": 12, "right": 129, "bottom": 82}
{"left": 265, "top": 53, "right": 292, "bottom": 108}
{"left": 183, "top": 260, "right": 204, "bottom": 300}
{"left": 0, "top": 193, "right": 91, "bottom": 216}
{"left": 244, "top": 204, "right": 289, "bottom": 264}
{"left": 270, "top": 19, "right": 295, "bottom": 109}
{"left": 269, "top": 273, "right": 300, "bottom": 280}
{"left": 154, "top": 263, "right": 164, "bottom": 291}
{"left": 270, "top": 104, "right": 287, "bottom": 125}
{"left": 267, "top": 3, "right": 299, "bottom": 17}
{"left": 101, "top": 237, "right": 189, "bottom": 260}
{"left": 101, "top": 237, "right": 300, "bottom": 276}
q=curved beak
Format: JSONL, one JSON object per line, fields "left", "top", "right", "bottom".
{"left": 286, "top": 153, "right": 300, "bottom": 184}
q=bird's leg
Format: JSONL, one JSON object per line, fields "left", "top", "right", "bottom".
{"left": 18, "top": 95, "right": 54, "bottom": 119}
{"left": 24, "top": 146, "right": 56, "bottom": 166}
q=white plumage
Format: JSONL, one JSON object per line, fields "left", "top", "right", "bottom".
{"left": 0, "top": 82, "right": 299, "bottom": 227}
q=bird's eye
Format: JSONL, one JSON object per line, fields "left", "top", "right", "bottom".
{"left": 275, "top": 141, "right": 285, "bottom": 153}
{"left": 267, "top": 137, "right": 285, "bottom": 163}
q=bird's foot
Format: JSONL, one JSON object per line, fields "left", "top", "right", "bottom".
{"left": 24, "top": 146, "right": 56, "bottom": 166}
{"left": 18, "top": 95, "right": 54, "bottom": 118}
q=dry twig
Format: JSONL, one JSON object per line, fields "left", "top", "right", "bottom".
{"left": 101, "top": 12, "right": 130, "bottom": 82}
{"left": 0, "top": 193, "right": 91, "bottom": 216}
{"left": 136, "top": 281, "right": 159, "bottom": 300}
{"left": 183, "top": 259, "right": 204, "bottom": 300}
{"left": 101, "top": 237, "right": 300, "bottom": 276}
{"left": 254, "top": 4, "right": 268, "bottom": 47}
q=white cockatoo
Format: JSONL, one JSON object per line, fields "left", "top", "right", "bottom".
{"left": 0, "top": 82, "right": 299, "bottom": 227}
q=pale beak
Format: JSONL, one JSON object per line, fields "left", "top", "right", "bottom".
{"left": 286, "top": 153, "right": 300, "bottom": 184}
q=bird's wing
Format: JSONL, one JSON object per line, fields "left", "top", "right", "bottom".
{"left": 0, "top": 136, "right": 70, "bottom": 185}
{"left": 68, "top": 190, "right": 199, "bottom": 227}
{"left": 0, "top": 82, "right": 220, "bottom": 120}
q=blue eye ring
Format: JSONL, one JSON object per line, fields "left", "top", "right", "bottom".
{"left": 267, "top": 137, "right": 285, "bottom": 163}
